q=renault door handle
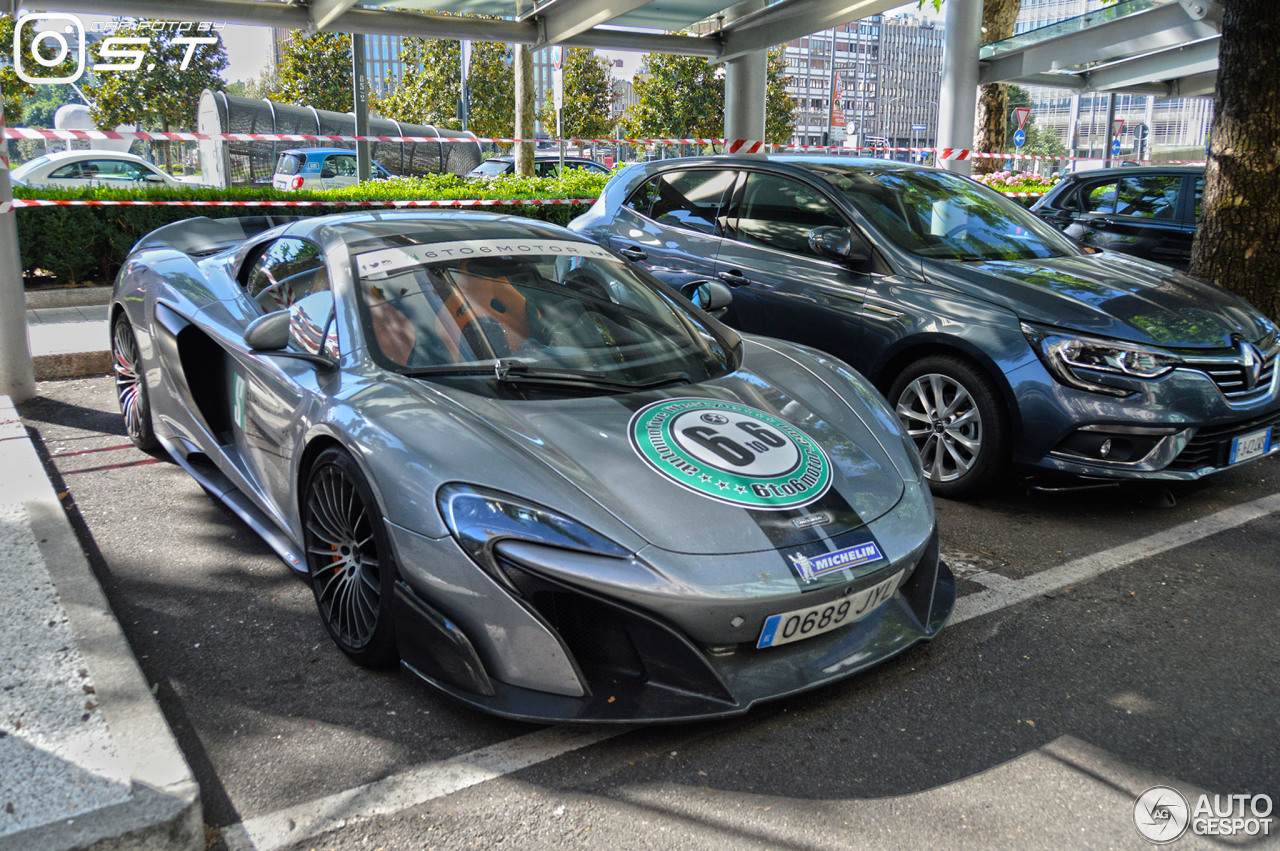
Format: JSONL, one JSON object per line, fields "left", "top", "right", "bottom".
{"left": 717, "top": 270, "right": 750, "bottom": 286}
{"left": 619, "top": 246, "right": 647, "bottom": 261}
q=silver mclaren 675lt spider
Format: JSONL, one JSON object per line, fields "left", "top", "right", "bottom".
{"left": 109, "top": 211, "right": 954, "bottom": 722}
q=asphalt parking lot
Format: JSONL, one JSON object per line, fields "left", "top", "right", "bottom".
{"left": 18, "top": 375, "right": 1280, "bottom": 850}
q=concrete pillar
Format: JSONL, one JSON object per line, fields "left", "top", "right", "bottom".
{"left": 0, "top": 83, "right": 37, "bottom": 403}
{"left": 723, "top": 0, "right": 767, "bottom": 146}
{"left": 936, "top": 0, "right": 982, "bottom": 176}
{"left": 352, "top": 34, "right": 371, "bottom": 181}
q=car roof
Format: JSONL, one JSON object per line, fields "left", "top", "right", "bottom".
{"left": 35, "top": 149, "right": 156, "bottom": 164}
{"left": 482, "top": 155, "right": 599, "bottom": 163}
{"left": 1064, "top": 165, "right": 1203, "bottom": 178}
{"left": 278, "top": 209, "right": 592, "bottom": 245}
{"left": 278, "top": 148, "right": 356, "bottom": 157}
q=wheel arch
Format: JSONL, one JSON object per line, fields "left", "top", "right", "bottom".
{"left": 870, "top": 333, "right": 1022, "bottom": 447}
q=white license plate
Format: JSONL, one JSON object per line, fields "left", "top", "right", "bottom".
{"left": 757, "top": 571, "right": 903, "bottom": 649}
{"left": 1230, "top": 428, "right": 1273, "bottom": 465}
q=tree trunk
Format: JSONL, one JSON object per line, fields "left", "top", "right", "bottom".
{"left": 514, "top": 44, "right": 535, "bottom": 177}
{"left": 1189, "top": 0, "right": 1280, "bottom": 322}
{"left": 972, "top": 0, "right": 1020, "bottom": 175}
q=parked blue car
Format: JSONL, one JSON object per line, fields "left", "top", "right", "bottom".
{"left": 570, "top": 156, "right": 1279, "bottom": 497}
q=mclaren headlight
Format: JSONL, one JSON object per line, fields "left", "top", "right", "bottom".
{"left": 437, "top": 484, "right": 629, "bottom": 584}
{"left": 1023, "top": 322, "right": 1179, "bottom": 397}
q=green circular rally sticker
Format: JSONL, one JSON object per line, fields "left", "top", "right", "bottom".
{"left": 628, "top": 398, "right": 832, "bottom": 510}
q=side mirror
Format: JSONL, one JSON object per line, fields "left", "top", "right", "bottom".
{"left": 809, "top": 226, "right": 870, "bottom": 266}
{"left": 288, "top": 291, "right": 338, "bottom": 358}
{"left": 144, "top": 173, "right": 165, "bottom": 183}
{"left": 682, "top": 280, "right": 733, "bottom": 312}
{"left": 245, "top": 310, "right": 290, "bottom": 350}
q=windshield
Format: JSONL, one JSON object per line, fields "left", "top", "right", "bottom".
{"left": 275, "top": 154, "right": 303, "bottom": 176}
{"left": 350, "top": 236, "right": 734, "bottom": 392}
{"left": 812, "top": 165, "right": 1080, "bottom": 261}
{"left": 11, "top": 155, "right": 52, "bottom": 179}
{"left": 468, "top": 160, "right": 511, "bottom": 177}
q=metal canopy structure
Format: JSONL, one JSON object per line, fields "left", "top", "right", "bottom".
{"left": 22, "top": 0, "right": 910, "bottom": 61}
{"left": 979, "top": 0, "right": 1223, "bottom": 99}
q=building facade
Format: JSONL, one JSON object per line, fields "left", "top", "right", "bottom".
{"left": 782, "top": 13, "right": 943, "bottom": 151}
{"left": 1012, "top": 0, "right": 1214, "bottom": 158}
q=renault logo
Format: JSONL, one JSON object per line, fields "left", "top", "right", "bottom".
{"left": 1239, "top": 341, "right": 1264, "bottom": 390}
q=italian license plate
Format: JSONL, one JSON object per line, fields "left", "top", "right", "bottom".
{"left": 1229, "top": 428, "right": 1273, "bottom": 465}
{"left": 757, "top": 571, "right": 903, "bottom": 649}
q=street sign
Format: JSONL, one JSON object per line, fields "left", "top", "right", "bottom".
{"left": 1112, "top": 138, "right": 1122, "bottom": 157}
{"left": 551, "top": 46, "right": 563, "bottom": 111}
{"left": 911, "top": 124, "right": 927, "bottom": 132}
{"left": 1014, "top": 108, "right": 1031, "bottom": 130}
{"left": 1013, "top": 128, "right": 1026, "bottom": 148}
{"left": 1135, "top": 122, "right": 1149, "bottom": 141}
{"left": 1112, "top": 118, "right": 1125, "bottom": 139}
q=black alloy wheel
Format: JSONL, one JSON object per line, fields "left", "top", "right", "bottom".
{"left": 111, "top": 313, "right": 158, "bottom": 450}
{"left": 303, "top": 448, "right": 399, "bottom": 667}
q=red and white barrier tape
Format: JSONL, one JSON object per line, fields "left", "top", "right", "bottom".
{"left": 7, "top": 197, "right": 598, "bottom": 209}
{"left": 1, "top": 126, "right": 1206, "bottom": 165}
{"left": 2, "top": 126, "right": 720, "bottom": 147}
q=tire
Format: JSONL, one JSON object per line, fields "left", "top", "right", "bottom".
{"left": 111, "top": 313, "right": 158, "bottom": 451}
{"left": 888, "top": 355, "right": 1009, "bottom": 498}
{"left": 302, "top": 448, "right": 399, "bottom": 668}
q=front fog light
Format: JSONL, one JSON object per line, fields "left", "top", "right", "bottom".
{"left": 1051, "top": 426, "right": 1177, "bottom": 464}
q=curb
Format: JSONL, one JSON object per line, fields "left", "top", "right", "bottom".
{"left": 34, "top": 352, "right": 113, "bottom": 382}
{"left": 0, "top": 396, "right": 202, "bottom": 851}
{"left": 24, "top": 287, "right": 113, "bottom": 311}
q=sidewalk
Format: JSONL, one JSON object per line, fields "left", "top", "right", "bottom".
{"left": 25, "top": 287, "right": 112, "bottom": 381}
{"left": 1, "top": 288, "right": 201, "bottom": 850}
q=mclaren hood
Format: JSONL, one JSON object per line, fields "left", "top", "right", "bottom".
{"left": 424, "top": 342, "right": 908, "bottom": 556}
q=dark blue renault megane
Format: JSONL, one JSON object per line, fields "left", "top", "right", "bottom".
{"left": 571, "top": 156, "right": 1279, "bottom": 497}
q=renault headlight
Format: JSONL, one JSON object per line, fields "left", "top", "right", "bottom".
{"left": 1023, "top": 323, "right": 1179, "bottom": 397}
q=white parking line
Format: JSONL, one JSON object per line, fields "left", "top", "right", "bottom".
{"left": 219, "top": 491, "right": 1280, "bottom": 850}
{"left": 220, "top": 726, "right": 623, "bottom": 851}
{"left": 951, "top": 492, "right": 1280, "bottom": 625}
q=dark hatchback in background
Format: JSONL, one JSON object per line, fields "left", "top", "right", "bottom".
{"left": 466, "top": 155, "right": 610, "bottom": 179}
{"left": 1030, "top": 165, "right": 1203, "bottom": 271}
{"left": 570, "top": 156, "right": 1279, "bottom": 497}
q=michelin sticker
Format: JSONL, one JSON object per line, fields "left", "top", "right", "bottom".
{"left": 788, "top": 541, "right": 884, "bottom": 584}
{"left": 629, "top": 399, "right": 832, "bottom": 510}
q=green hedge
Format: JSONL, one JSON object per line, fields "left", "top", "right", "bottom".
{"left": 14, "top": 170, "right": 611, "bottom": 285}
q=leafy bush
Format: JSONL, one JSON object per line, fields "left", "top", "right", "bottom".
{"left": 13, "top": 172, "right": 610, "bottom": 285}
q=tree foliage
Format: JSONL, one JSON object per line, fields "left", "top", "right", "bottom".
{"left": 83, "top": 24, "right": 227, "bottom": 131}
{"left": 271, "top": 30, "right": 352, "bottom": 113}
{"left": 539, "top": 48, "right": 619, "bottom": 140}
{"left": 1, "top": 13, "right": 82, "bottom": 122}
{"left": 81, "top": 24, "right": 226, "bottom": 171}
{"left": 466, "top": 41, "right": 515, "bottom": 139}
{"left": 374, "top": 37, "right": 460, "bottom": 128}
{"left": 623, "top": 47, "right": 793, "bottom": 145}
{"left": 376, "top": 37, "right": 514, "bottom": 136}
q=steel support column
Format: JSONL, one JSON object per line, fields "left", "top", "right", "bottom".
{"left": 0, "top": 81, "right": 35, "bottom": 402}
{"left": 937, "top": 0, "right": 982, "bottom": 175}
{"left": 724, "top": 0, "right": 767, "bottom": 145}
{"left": 352, "top": 33, "right": 372, "bottom": 180}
